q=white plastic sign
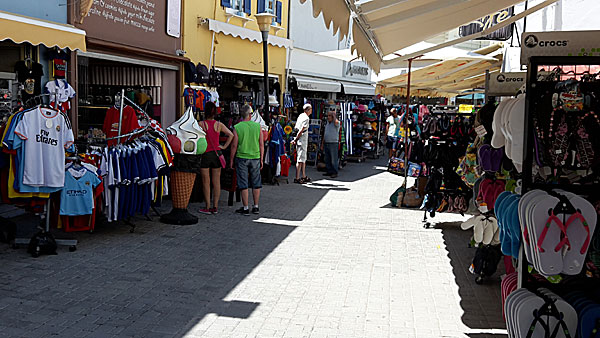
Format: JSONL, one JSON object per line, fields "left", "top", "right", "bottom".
{"left": 488, "top": 72, "right": 526, "bottom": 96}
{"left": 521, "top": 30, "right": 600, "bottom": 64}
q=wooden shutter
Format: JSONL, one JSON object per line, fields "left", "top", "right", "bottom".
{"left": 244, "top": 0, "right": 252, "bottom": 14}
{"left": 257, "top": 0, "right": 265, "bottom": 13}
{"left": 276, "top": 1, "right": 282, "bottom": 24}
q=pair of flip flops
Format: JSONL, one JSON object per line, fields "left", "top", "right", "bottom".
{"left": 461, "top": 215, "right": 500, "bottom": 245}
{"left": 519, "top": 189, "right": 597, "bottom": 276}
{"left": 563, "top": 291, "right": 600, "bottom": 337}
{"left": 494, "top": 191, "right": 522, "bottom": 258}
{"left": 501, "top": 272, "right": 518, "bottom": 320}
{"left": 505, "top": 288, "right": 578, "bottom": 338}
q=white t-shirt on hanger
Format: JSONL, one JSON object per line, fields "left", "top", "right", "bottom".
{"left": 14, "top": 107, "right": 74, "bottom": 187}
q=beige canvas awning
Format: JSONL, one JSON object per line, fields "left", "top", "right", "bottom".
{"left": 0, "top": 11, "right": 86, "bottom": 51}
{"left": 300, "top": 0, "right": 558, "bottom": 72}
{"left": 379, "top": 57, "right": 501, "bottom": 88}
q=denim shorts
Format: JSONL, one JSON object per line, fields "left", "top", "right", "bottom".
{"left": 236, "top": 158, "right": 262, "bottom": 190}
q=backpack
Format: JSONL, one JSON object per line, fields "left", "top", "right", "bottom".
{"left": 28, "top": 231, "right": 58, "bottom": 257}
{"left": 196, "top": 63, "right": 210, "bottom": 84}
{"left": 184, "top": 61, "right": 198, "bottom": 84}
{"left": 208, "top": 68, "right": 222, "bottom": 87}
{"left": 471, "top": 244, "right": 502, "bottom": 277}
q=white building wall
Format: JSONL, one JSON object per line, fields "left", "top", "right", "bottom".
{"left": 503, "top": 0, "right": 600, "bottom": 71}
{"left": 288, "top": 0, "right": 373, "bottom": 85}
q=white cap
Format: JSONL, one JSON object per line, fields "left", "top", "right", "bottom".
{"left": 303, "top": 103, "right": 312, "bottom": 111}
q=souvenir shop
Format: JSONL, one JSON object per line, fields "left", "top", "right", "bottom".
{"left": 75, "top": 55, "right": 180, "bottom": 141}
{"left": 389, "top": 31, "right": 600, "bottom": 337}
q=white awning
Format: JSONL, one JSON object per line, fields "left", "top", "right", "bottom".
{"left": 300, "top": 0, "right": 558, "bottom": 72}
{"left": 208, "top": 19, "right": 292, "bottom": 49}
{"left": 215, "top": 67, "right": 279, "bottom": 79}
{"left": 342, "top": 82, "right": 375, "bottom": 96}
{"left": 294, "top": 76, "right": 341, "bottom": 93}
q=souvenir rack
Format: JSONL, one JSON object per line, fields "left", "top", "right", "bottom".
{"left": 519, "top": 55, "right": 600, "bottom": 289}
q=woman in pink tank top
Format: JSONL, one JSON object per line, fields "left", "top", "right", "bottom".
{"left": 199, "top": 102, "right": 234, "bottom": 215}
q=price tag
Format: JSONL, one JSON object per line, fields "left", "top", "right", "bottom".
{"left": 475, "top": 125, "right": 487, "bottom": 137}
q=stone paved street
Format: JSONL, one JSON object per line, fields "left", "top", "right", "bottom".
{"left": 0, "top": 159, "right": 507, "bottom": 338}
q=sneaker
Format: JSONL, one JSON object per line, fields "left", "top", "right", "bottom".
{"left": 210, "top": 208, "right": 218, "bottom": 214}
{"left": 252, "top": 207, "right": 260, "bottom": 215}
{"left": 235, "top": 207, "right": 250, "bottom": 216}
{"left": 330, "top": 174, "right": 338, "bottom": 178}
{"left": 199, "top": 208, "right": 212, "bottom": 215}
{"left": 322, "top": 172, "right": 332, "bottom": 176}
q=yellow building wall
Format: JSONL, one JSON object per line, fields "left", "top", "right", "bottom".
{"left": 183, "top": 0, "right": 289, "bottom": 91}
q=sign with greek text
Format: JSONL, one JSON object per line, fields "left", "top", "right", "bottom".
{"left": 76, "top": 0, "right": 181, "bottom": 54}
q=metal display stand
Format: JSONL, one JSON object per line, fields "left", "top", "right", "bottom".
{"left": 518, "top": 55, "right": 600, "bottom": 289}
{"left": 13, "top": 90, "right": 78, "bottom": 253}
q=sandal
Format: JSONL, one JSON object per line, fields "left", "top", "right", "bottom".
{"left": 294, "top": 178, "right": 303, "bottom": 184}
{"left": 302, "top": 176, "right": 311, "bottom": 183}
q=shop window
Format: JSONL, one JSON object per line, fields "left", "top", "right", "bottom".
{"left": 225, "top": 0, "right": 251, "bottom": 16}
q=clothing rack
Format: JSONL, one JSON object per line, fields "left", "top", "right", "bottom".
{"left": 106, "top": 89, "right": 152, "bottom": 142}
{"left": 13, "top": 90, "right": 78, "bottom": 252}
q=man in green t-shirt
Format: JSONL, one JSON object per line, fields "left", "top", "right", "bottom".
{"left": 230, "top": 105, "right": 264, "bottom": 216}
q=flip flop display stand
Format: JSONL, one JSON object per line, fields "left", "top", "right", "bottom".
{"left": 499, "top": 56, "right": 600, "bottom": 337}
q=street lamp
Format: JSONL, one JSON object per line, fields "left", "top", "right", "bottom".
{"left": 255, "top": 12, "right": 275, "bottom": 124}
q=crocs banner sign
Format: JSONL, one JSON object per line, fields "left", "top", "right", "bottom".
{"left": 520, "top": 30, "right": 600, "bottom": 64}
{"left": 488, "top": 72, "right": 526, "bottom": 96}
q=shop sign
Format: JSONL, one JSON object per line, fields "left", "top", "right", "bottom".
{"left": 521, "top": 31, "right": 600, "bottom": 64}
{"left": 459, "top": 104, "right": 474, "bottom": 113}
{"left": 342, "top": 61, "right": 370, "bottom": 80}
{"left": 167, "top": 0, "right": 181, "bottom": 38}
{"left": 459, "top": 7, "right": 514, "bottom": 41}
{"left": 488, "top": 72, "right": 526, "bottom": 96}
{"left": 76, "top": 0, "right": 181, "bottom": 55}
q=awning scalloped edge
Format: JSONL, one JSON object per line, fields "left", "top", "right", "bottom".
{"left": 300, "top": 0, "right": 349, "bottom": 42}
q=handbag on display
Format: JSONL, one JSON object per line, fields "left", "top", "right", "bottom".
{"left": 200, "top": 121, "right": 226, "bottom": 168}
{"left": 166, "top": 107, "right": 207, "bottom": 155}
{"left": 388, "top": 157, "right": 421, "bottom": 177}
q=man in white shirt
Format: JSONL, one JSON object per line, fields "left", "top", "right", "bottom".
{"left": 291, "top": 103, "right": 312, "bottom": 184}
{"left": 385, "top": 108, "right": 400, "bottom": 159}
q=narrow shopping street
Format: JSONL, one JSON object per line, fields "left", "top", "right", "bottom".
{"left": 0, "top": 160, "right": 506, "bottom": 338}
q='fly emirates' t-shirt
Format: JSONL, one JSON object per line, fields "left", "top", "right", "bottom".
{"left": 14, "top": 107, "right": 74, "bottom": 187}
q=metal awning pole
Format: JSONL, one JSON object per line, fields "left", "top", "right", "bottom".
{"left": 402, "top": 58, "right": 413, "bottom": 189}
{"left": 117, "top": 88, "right": 125, "bottom": 144}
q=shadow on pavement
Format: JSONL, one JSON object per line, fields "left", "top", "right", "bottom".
{"left": 0, "top": 215, "right": 297, "bottom": 337}
{"left": 438, "top": 221, "right": 508, "bottom": 338}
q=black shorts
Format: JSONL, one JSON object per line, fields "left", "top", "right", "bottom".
{"left": 172, "top": 154, "right": 203, "bottom": 174}
{"left": 386, "top": 136, "right": 397, "bottom": 149}
{"left": 200, "top": 151, "right": 221, "bottom": 169}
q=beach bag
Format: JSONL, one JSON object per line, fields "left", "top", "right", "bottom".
{"left": 389, "top": 187, "right": 406, "bottom": 207}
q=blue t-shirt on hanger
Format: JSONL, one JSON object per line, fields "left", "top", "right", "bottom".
{"left": 59, "top": 169, "right": 101, "bottom": 216}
